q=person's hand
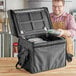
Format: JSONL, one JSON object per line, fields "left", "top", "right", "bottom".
{"left": 57, "top": 29, "right": 71, "bottom": 38}
{"left": 57, "top": 29, "right": 64, "bottom": 37}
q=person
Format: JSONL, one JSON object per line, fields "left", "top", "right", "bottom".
{"left": 50, "top": 0, "right": 76, "bottom": 62}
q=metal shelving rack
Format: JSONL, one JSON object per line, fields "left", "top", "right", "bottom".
{"left": 0, "top": 0, "right": 7, "bottom": 32}
{"left": 0, "top": 0, "right": 13, "bottom": 57}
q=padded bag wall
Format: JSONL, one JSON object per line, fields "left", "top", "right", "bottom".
{"left": 17, "top": 36, "right": 66, "bottom": 73}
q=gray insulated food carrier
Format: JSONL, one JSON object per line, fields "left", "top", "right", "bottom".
{"left": 8, "top": 7, "right": 66, "bottom": 73}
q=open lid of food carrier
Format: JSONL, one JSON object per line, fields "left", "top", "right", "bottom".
{"left": 8, "top": 7, "right": 53, "bottom": 38}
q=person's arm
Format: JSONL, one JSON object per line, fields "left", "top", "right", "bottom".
{"left": 58, "top": 15, "right": 76, "bottom": 38}
{"left": 67, "top": 15, "right": 76, "bottom": 37}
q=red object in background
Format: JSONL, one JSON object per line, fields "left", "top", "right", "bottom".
{"left": 13, "top": 42, "right": 18, "bottom": 57}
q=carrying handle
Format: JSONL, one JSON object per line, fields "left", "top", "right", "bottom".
{"left": 16, "top": 62, "right": 22, "bottom": 69}
{"left": 16, "top": 47, "right": 29, "bottom": 69}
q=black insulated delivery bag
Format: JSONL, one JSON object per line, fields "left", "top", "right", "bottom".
{"left": 8, "top": 7, "right": 66, "bottom": 73}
